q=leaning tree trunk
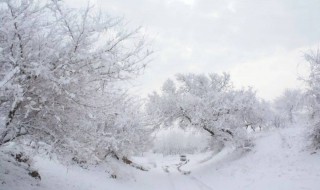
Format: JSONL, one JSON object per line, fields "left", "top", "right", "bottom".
{"left": 0, "top": 101, "right": 22, "bottom": 145}
{"left": 6, "top": 101, "right": 21, "bottom": 127}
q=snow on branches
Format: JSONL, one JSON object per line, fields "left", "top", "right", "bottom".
{"left": 146, "top": 73, "right": 271, "bottom": 148}
{"left": 0, "top": 0, "right": 152, "bottom": 163}
{"left": 304, "top": 50, "right": 320, "bottom": 148}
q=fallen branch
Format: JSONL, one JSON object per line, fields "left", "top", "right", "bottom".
{"left": 122, "top": 156, "right": 149, "bottom": 171}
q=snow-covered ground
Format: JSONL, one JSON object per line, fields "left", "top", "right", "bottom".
{"left": 1, "top": 125, "right": 320, "bottom": 190}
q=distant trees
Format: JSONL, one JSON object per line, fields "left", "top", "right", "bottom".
{"left": 0, "top": 0, "right": 152, "bottom": 163}
{"left": 273, "top": 89, "right": 304, "bottom": 124}
{"left": 146, "top": 73, "right": 271, "bottom": 148}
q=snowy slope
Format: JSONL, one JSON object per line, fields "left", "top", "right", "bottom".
{"left": 1, "top": 125, "right": 320, "bottom": 190}
{"left": 190, "top": 126, "right": 320, "bottom": 190}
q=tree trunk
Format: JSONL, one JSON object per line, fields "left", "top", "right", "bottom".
{"left": 6, "top": 101, "right": 21, "bottom": 127}
{"left": 203, "top": 126, "right": 215, "bottom": 136}
{"left": 0, "top": 101, "right": 22, "bottom": 146}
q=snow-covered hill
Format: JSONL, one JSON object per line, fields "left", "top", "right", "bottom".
{"left": 1, "top": 125, "right": 320, "bottom": 190}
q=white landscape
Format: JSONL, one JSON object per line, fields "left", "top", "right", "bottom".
{"left": 1, "top": 0, "right": 320, "bottom": 190}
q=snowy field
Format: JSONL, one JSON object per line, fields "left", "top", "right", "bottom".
{"left": 1, "top": 1, "right": 320, "bottom": 190}
{"left": 1, "top": 125, "right": 319, "bottom": 190}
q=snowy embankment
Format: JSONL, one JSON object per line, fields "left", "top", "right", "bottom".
{"left": 1, "top": 125, "right": 320, "bottom": 190}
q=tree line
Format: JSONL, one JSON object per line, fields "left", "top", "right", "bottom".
{"left": 0, "top": 0, "right": 319, "bottom": 166}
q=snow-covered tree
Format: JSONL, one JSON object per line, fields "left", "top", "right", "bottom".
{"left": 304, "top": 50, "right": 320, "bottom": 148}
{"left": 146, "top": 73, "right": 270, "bottom": 148}
{"left": 0, "top": 0, "right": 152, "bottom": 163}
{"left": 273, "top": 89, "right": 304, "bottom": 124}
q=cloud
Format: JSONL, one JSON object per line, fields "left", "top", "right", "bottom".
{"left": 230, "top": 47, "right": 311, "bottom": 100}
{"left": 66, "top": 0, "right": 320, "bottom": 100}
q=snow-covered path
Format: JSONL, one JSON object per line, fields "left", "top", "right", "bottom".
{"left": 2, "top": 126, "right": 320, "bottom": 190}
{"left": 140, "top": 125, "right": 320, "bottom": 190}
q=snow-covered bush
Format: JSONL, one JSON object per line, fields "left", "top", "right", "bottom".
{"left": 0, "top": 0, "right": 152, "bottom": 163}
{"left": 146, "top": 73, "right": 271, "bottom": 149}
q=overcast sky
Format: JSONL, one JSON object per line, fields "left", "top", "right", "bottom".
{"left": 68, "top": 0, "right": 320, "bottom": 100}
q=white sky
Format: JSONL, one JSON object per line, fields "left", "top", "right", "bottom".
{"left": 68, "top": 0, "right": 320, "bottom": 100}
